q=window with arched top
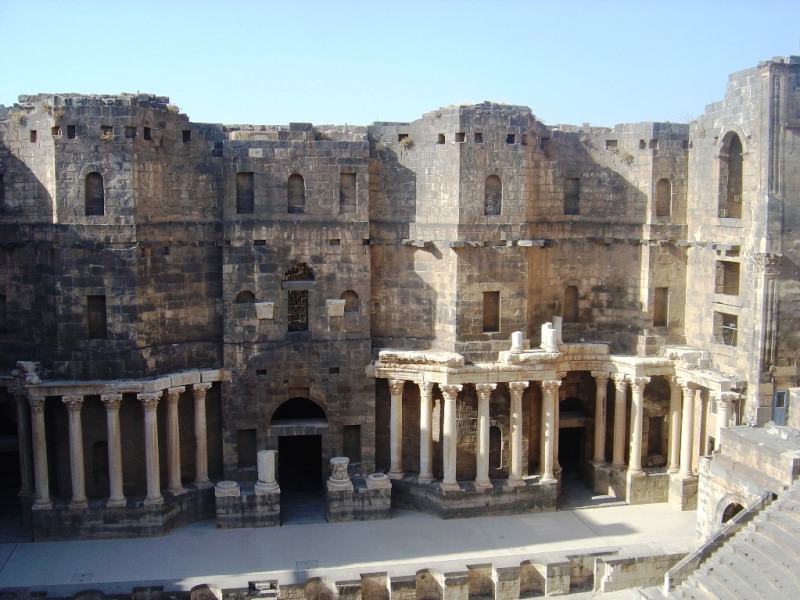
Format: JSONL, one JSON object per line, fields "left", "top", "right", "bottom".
{"left": 484, "top": 175, "right": 502, "bottom": 216}
{"left": 563, "top": 286, "right": 579, "bottom": 323}
{"left": 283, "top": 263, "right": 315, "bottom": 332}
{"left": 718, "top": 133, "right": 743, "bottom": 218}
{"left": 656, "top": 178, "right": 671, "bottom": 217}
{"left": 341, "top": 290, "right": 359, "bottom": 313}
{"left": 288, "top": 174, "right": 305, "bottom": 214}
{"left": 235, "top": 290, "right": 256, "bottom": 303}
{"left": 85, "top": 172, "right": 104, "bottom": 216}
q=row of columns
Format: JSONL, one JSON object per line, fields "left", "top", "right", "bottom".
{"left": 387, "top": 378, "right": 563, "bottom": 489}
{"left": 22, "top": 383, "right": 214, "bottom": 510}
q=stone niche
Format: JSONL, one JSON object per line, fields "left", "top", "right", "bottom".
{"left": 324, "top": 457, "right": 392, "bottom": 522}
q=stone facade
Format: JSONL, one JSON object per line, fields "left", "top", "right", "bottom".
{"left": 2, "top": 56, "right": 800, "bottom": 539}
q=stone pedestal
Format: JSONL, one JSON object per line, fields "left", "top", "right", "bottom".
{"left": 669, "top": 473, "right": 698, "bottom": 511}
{"left": 325, "top": 472, "right": 392, "bottom": 522}
{"left": 215, "top": 480, "right": 280, "bottom": 528}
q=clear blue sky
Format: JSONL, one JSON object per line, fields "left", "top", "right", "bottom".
{"left": 2, "top": 0, "right": 799, "bottom": 127}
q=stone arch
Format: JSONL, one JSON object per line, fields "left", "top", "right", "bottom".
{"left": 714, "top": 492, "right": 748, "bottom": 525}
{"left": 340, "top": 290, "right": 358, "bottom": 313}
{"left": 656, "top": 178, "right": 671, "bottom": 217}
{"left": 288, "top": 173, "right": 305, "bottom": 213}
{"left": 271, "top": 397, "right": 327, "bottom": 424}
{"left": 235, "top": 290, "right": 255, "bottom": 303}
{"left": 718, "top": 131, "right": 743, "bottom": 218}
{"left": 85, "top": 171, "right": 104, "bottom": 216}
{"left": 484, "top": 174, "right": 502, "bottom": 216}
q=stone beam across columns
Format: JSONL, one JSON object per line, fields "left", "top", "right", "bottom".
{"left": 715, "top": 392, "right": 738, "bottom": 451}
{"left": 611, "top": 375, "right": 628, "bottom": 468}
{"left": 508, "top": 381, "right": 529, "bottom": 485}
{"left": 440, "top": 384, "right": 462, "bottom": 491}
{"left": 62, "top": 395, "right": 88, "bottom": 509}
{"left": 388, "top": 379, "right": 405, "bottom": 479}
{"left": 627, "top": 377, "right": 650, "bottom": 475}
{"left": 101, "top": 393, "right": 126, "bottom": 507}
{"left": 678, "top": 381, "right": 695, "bottom": 478}
{"left": 165, "top": 386, "right": 186, "bottom": 495}
{"left": 139, "top": 391, "right": 164, "bottom": 505}
{"left": 474, "top": 383, "right": 496, "bottom": 491}
{"left": 591, "top": 372, "right": 609, "bottom": 465}
{"left": 418, "top": 381, "right": 435, "bottom": 483}
{"left": 540, "top": 380, "right": 560, "bottom": 483}
{"left": 667, "top": 378, "right": 682, "bottom": 473}
{"left": 192, "top": 383, "right": 213, "bottom": 488}
{"left": 27, "top": 391, "right": 51, "bottom": 510}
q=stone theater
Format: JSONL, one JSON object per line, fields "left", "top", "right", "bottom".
{"left": 2, "top": 55, "right": 800, "bottom": 542}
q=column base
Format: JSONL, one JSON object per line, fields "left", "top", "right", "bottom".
{"left": 106, "top": 497, "right": 127, "bottom": 508}
{"left": 255, "top": 481, "right": 280, "bottom": 494}
{"left": 474, "top": 479, "right": 493, "bottom": 492}
{"left": 417, "top": 474, "right": 434, "bottom": 484}
{"left": 144, "top": 496, "right": 164, "bottom": 506}
{"left": 69, "top": 498, "right": 88, "bottom": 510}
{"left": 505, "top": 478, "right": 524, "bottom": 488}
{"left": 440, "top": 481, "right": 461, "bottom": 492}
{"left": 32, "top": 499, "right": 52, "bottom": 511}
{"left": 194, "top": 479, "right": 214, "bottom": 490}
{"left": 540, "top": 475, "right": 556, "bottom": 484}
{"left": 388, "top": 470, "right": 405, "bottom": 480}
{"left": 167, "top": 486, "right": 187, "bottom": 496}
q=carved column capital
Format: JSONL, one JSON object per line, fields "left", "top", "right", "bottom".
{"left": 475, "top": 383, "right": 496, "bottom": 401}
{"left": 138, "top": 391, "right": 162, "bottom": 411}
{"left": 611, "top": 373, "right": 628, "bottom": 390}
{"left": 62, "top": 395, "right": 84, "bottom": 412}
{"left": 418, "top": 380, "right": 434, "bottom": 396}
{"left": 28, "top": 392, "right": 46, "bottom": 414}
{"left": 388, "top": 379, "right": 406, "bottom": 396}
{"left": 193, "top": 382, "right": 213, "bottom": 393}
{"left": 631, "top": 377, "right": 651, "bottom": 391}
{"left": 508, "top": 381, "right": 530, "bottom": 397}
{"left": 540, "top": 379, "right": 561, "bottom": 394}
{"left": 716, "top": 391, "right": 739, "bottom": 407}
{"left": 166, "top": 386, "right": 185, "bottom": 403}
{"left": 440, "top": 384, "right": 462, "bottom": 400}
{"left": 591, "top": 371, "right": 609, "bottom": 384}
{"left": 101, "top": 393, "right": 123, "bottom": 411}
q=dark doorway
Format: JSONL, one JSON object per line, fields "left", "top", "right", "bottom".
{"left": 278, "top": 435, "right": 322, "bottom": 493}
{"left": 558, "top": 427, "right": 584, "bottom": 472}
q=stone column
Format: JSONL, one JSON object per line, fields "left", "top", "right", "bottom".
{"left": 679, "top": 382, "right": 695, "bottom": 478}
{"left": 28, "top": 391, "right": 51, "bottom": 510}
{"left": 440, "top": 384, "right": 462, "bottom": 490}
{"left": 715, "top": 392, "right": 736, "bottom": 451}
{"left": 508, "top": 381, "right": 529, "bottom": 485}
{"left": 553, "top": 392, "right": 561, "bottom": 472}
{"left": 255, "top": 449, "right": 280, "bottom": 493}
{"left": 13, "top": 391, "right": 34, "bottom": 498}
{"left": 540, "top": 380, "right": 560, "bottom": 483}
{"left": 101, "top": 393, "right": 126, "bottom": 507}
{"left": 627, "top": 377, "right": 650, "bottom": 475}
{"left": 591, "top": 372, "right": 609, "bottom": 465}
{"left": 611, "top": 375, "right": 628, "bottom": 467}
{"left": 418, "top": 381, "right": 435, "bottom": 483}
{"left": 667, "top": 378, "right": 682, "bottom": 473}
{"left": 192, "top": 382, "right": 213, "bottom": 488}
{"left": 474, "top": 383, "right": 496, "bottom": 490}
{"left": 165, "top": 386, "right": 186, "bottom": 495}
{"left": 139, "top": 391, "right": 164, "bottom": 505}
{"left": 62, "top": 395, "right": 88, "bottom": 509}
{"left": 388, "top": 379, "right": 405, "bottom": 479}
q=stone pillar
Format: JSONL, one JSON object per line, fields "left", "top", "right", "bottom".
{"left": 440, "top": 384, "right": 462, "bottom": 490}
{"left": 627, "top": 377, "right": 650, "bottom": 475}
{"left": 27, "top": 391, "right": 51, "bottom": 509}
{"left": 13, "top": 391, "right": 34, "bottom": 498}
{"left": 139, "top": 391, "right": 164, "bottom": 505}
{"left": 418, "top": 381, "right": 434, "bottom": 483}
{"left": 62, "top": 395, "right": 88, "bottom": 509}
{"left": 540, "top": 380, "right": 560, "bottom": 483}
{"left": 474, "top": 383, "right": 496, "bottom": 490}
{"left": 255, "top": 449, "right": 280, "bottom": 493}
{"left": 715, "top": 392, "right": 736, "bottom": 451}
{"left": 611, "top": 375, "right": 628, "bottom": 467}
{"left": 667, "top": 378, "right": 682, "bottom": 473}
{"left": 591, "top": 372, "right": 609, "bottom": 465}
{"left": 101, "top": 393, "right": 126, "bottom": 507}
{"left": 165, "top": 386, "right": 186, "bottom": 495}
{"left": 388, "top": 379, "right": 405, "bottom": 479}
{"left": 679, "top": 382, "right": 695, "bottom": 478}
{"left": 508, "top": 381, "right": 529, "bottom": 484}
{"left": 192, "top": 382, "right": 213, "bottom": 488}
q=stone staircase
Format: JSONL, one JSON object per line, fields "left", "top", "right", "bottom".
{"left": 666, "top": 480, "right": 800, "bottom": 598}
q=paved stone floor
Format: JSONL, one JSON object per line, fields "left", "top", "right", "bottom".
{"left": 0, "top": 482, "right": 697, "bottom": 597}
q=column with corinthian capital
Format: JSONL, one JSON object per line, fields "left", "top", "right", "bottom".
{"left": 101, "top": 393, "right": 126, "bottom": 507}
{"left": 418, "top": 381, "right": 434, "bottom": 483}
{"left": 165, "top": 386, "right": 186, "bottom": 495}
{"left": 667, "top": 378, "right": 681, "bottom": 473}
{"left": 611, "top": 375, "right": 628, "bottom": 468}
{"left": 139, "top": 391, "right": 163, "bottom": 505}
{"left": 388, "top": 379, "right": 405, "bottom": 479}
{"left": 474, "top": 383, "right": 495, "bottom": 490}
{"left": 628, "top": 377, "right": 650, "bottom": 475}
{"left": 508, "top": 381, "right": 529, "bottom": 485}
{"left": 440, "top": 384, "right": 462, "bottom": 491}
{"left": 28, "top": 392, "right": 51, "bottom": 510}
{"left": 192, "top": 383, "right": 213, "bottom": 488}
{"left": 62, "top": 395, "right": 88, "bottom": 509}
{"left": 540, "top": 380, "right": 560, "bottom": 483}
{"left": 678, "top": 382, "right": 695, "bottom": 478}
{"left": 591, "top": 372, "right": 609, "bottom": 464}
{"left": 715, "top": 392, "right": 736, "bottom": 451}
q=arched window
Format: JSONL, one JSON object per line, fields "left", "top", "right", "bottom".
{"left": 283, "top": 263, "right": 315, "bottom": 332}
{"left": 563, "top": 286, "right": 579, "bottom": 323}
{"left": 85, "top": 172, "right": 104, "bottom": 216}
{"left": 288, "top": 174, "right": 305, "bottom": 214}
{"left": 484, "top": 175, "right": 502, "bottom": 216}
{"left": 235, "top": 290, "right": 255, "bottom": 303}
{"left": 271, "top": 397, "right": 327, "bottom": 424}
{"left": 341, "top": 290, "right": 359, "bottom": 313}
{"left": 718, "top": 133, "right": 743, "bottom": 218}
{"left": 656, "top": 178, "right": 671, "bottom": 217}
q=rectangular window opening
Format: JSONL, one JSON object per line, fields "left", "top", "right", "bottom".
{"left": 51, "top": 126, "right": 62, "bottom": 138}
{"left": 714, "top": 311, "right": 738, "bottom": 346}
{"left": 143, "top": 127, "right": 152, "bottom": 141}
{"left": 564, "top": 177, "right": 580, "bottom": 215}
{"left": 67, "top": 125, "right": 76, "bottom": 139}
{"left": 455, "top": 132, "right": 466, "bottom": 143}
{"left": 654, "top": 287, "right": 669, "bottom": 327}
{"left": 482, "top": 291, "right": 500, "bottom": 333}
{"left": 474, "top": 132, "right": 483, "bottom": 143}
{"left": 237, "top": 429, "right": 257, "bottom": 469}
{"left": 398, "top": 133, "right": 408, "bottom": 142}
{"left": 329, "top": 239, "right": 341, "bottom": 246}
{"left": 329, "top": 366, "right": 340, "bottom": 374}
{"left": 236, "top": 172, "right": 255, "bottom": 214}
{"left": 253, "top": 239, "right": 266, "bottom": 246}
{"left": 339, "top": 172, "right": 356, "bottom": 213}
{"left": 124, "top": 126, "right": 136, "bottom": 139}
{"left": 506, "top": 133, "right": 516, "bottom": 144}
{"left": 87, "top": 295, "right": 108, "bottom": 339}
{"left": 29, "top": 130, "right": 37, "bottom": 143}
{"left": 649, "top": 139, "right": 658, "bottom": 149}
{"left": 256, "top": 369, "right": 267, "bottom": 376}
{"left": 182, "top": 130, "right": 192, "bottom": 143}
{"left": 715, "top": 261, "right": 740, "bottom": 295}
{"left": 605, "top": 139, "right": 618, "bottom": 149}
{"left": 436, "top": 133, "right": 445, "bottom": 144}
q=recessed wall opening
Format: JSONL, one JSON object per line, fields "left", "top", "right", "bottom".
{"left": 287, "top": 173, "right": 305, "bottom": 213}
{"left": 237, "top": 428, "right": 257, "bottom": 469}
{"left": 278, "top": 434, "right": 322, "bottom": 493}
{"left": 721, "top": 502, "right": 744, "bottom": 523}
{"left": 339, "top": 172, "right": 356, "bottom": 213}
{"left": 67, "top": 125, "right": 76, "bottom": 139}
{"left": 87, "top": 295, "right": 108, "bottom": 339}
{"left": 715, "top": 261, "right": 740, "bottom": 295}
{"left": 85, "top": 172, "right": 105, "bottom": 216}
{"left": 236, "top": 172, "right": 254, "bottom": 214}
{"left": 718, "top": 132, "right": 743, "bottom": 218}
{"left": 343, "top": 424, "right": 361, "bottom": 464}
{"left": 182, "top": 130, "right": 191, "bottom": 143}
{"left": 124, "top": 126, "right": 136, "bottom": 139}
{"left": 283, "top": 263, "right": 314, "bottom": 332}
{"left": 29, "top": 130, "right": 37, "bottom": 143}
{"left": 235, "top": 290, "right": 255, "bottom": 303}
{"left": 474, "top": 132, "right": 483, "bottom": 143}
{"left": 654, "top": 287, "right": 669, "bottom": 327}
{"left": 564, "top": 177, "right": 580, "bottom": 215}
{"left": 714, "top": 311, "right": 738, "bottom": 346}
{"left": 563, "top": 286, "right": 579, "bottom": 323}
{"left": 143, "top": 127, "right": 152, "bottom": 141}
{"left": 484, "top": 175, "right": 502, "bottom": 216}
{"left": 656, "top": 178, "right": 672, "bottom": 217}
{"left": 436, "top": 133, "right": 445, "bottom": 144}
{"left": 506, "top": 133, "right": 516, "bottom": 144}
{"left": 455, "top": 132, "right": 466, "bottom": 143}
{"left": 482, "top": 291, "right": 500, "bottom": 332}
{"left": 51, "top": 126, "right": 62, "bottom": 137}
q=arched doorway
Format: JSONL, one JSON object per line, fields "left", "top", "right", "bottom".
{"left": 721, "top": 502, "right": 744, "bottom": 524}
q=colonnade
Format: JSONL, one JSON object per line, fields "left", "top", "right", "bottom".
{"left": 386, "top": 373, "right": 739, "bottom": 489}
{"left": 20, "top": 382, "right": 214, "bottom": 510}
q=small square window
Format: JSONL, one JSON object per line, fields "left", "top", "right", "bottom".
{"left": 455, "top": 132, "right": 466, "bottom": 143}
{"left": 51, "top": 126, "right": 62, "bottom": 138}
{"left": 398, "top": 133, "right": 409, "bottom": 142}
{"left": 639, "top": 139, "right": 647, "bottom": 149}
{"left": 329, "top": 239, "right": 341, "bottom": 246}
{"left": 437, "top": 133, "right": 445, "bottom": 144}
{"left": 506, "top": 134, "right": 516, "bottom": 144}
{"left": 182, "top": 130, "right": 191, "bottom": 143}
{"left": 67, "top": 125, "right": 76, "bottom": 139}
{"left": 474, "top": 132, "right": 483, "bottom": 143}
{"left": 29, "top": 130, "right": 37, "bottom": 143}
{"left": 605, "top": 139, "right": 617, "bottom": 149}
{"left": 124, "top": 126, "right": 136, "bottom": 139}
{"left": 144, "top": 127, "right": 152, "bottom": 141}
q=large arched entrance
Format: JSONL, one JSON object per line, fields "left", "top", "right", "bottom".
{"left": 270, "top": 397, "right": 327, "bottom": 524}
